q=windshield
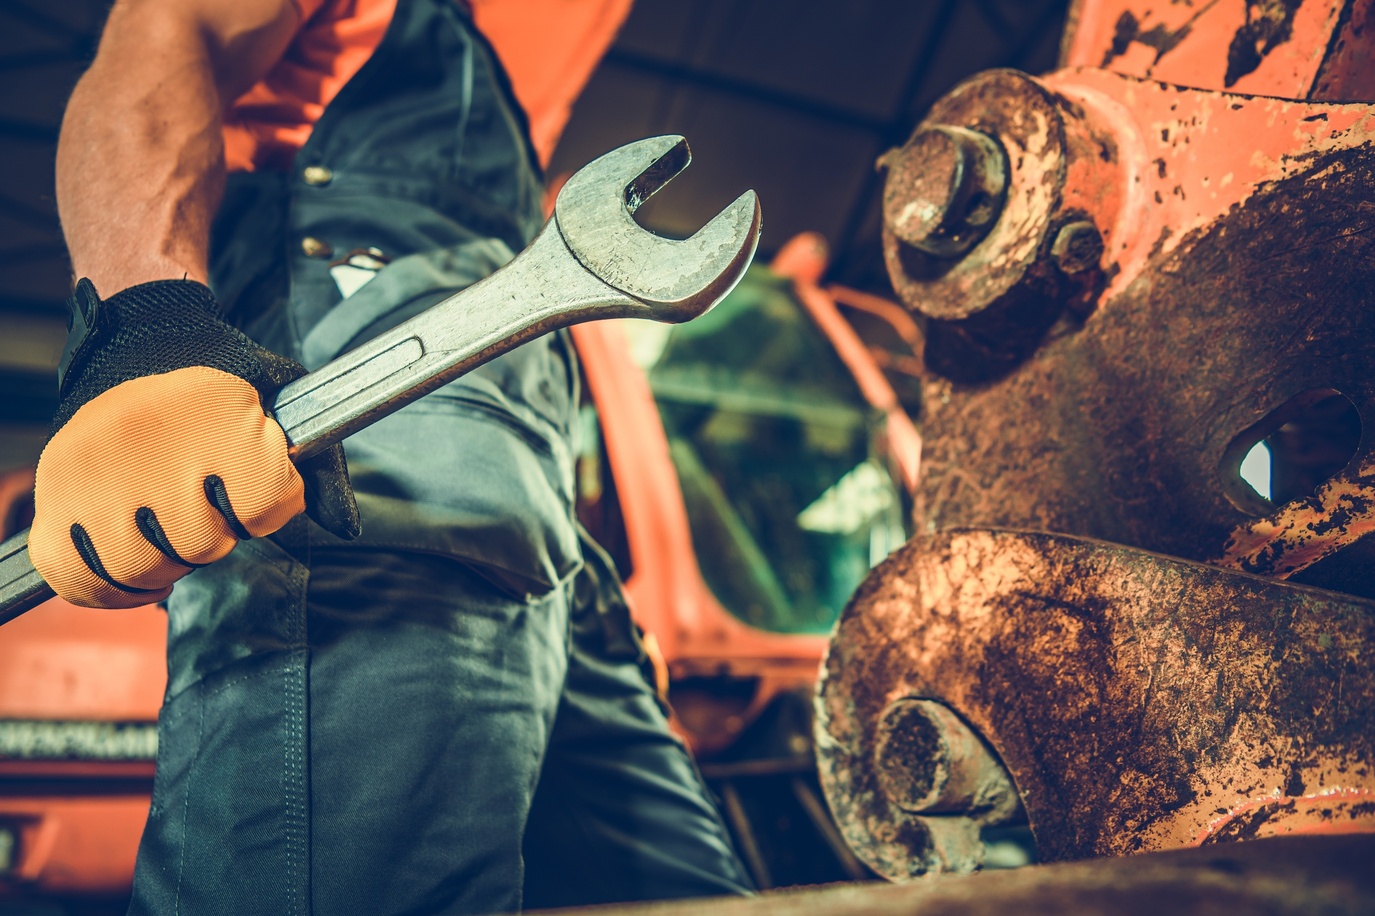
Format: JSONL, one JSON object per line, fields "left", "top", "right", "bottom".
{"left": 622, "top": 268, "right": 909, "bottom": 636}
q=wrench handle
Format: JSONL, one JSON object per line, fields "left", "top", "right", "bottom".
{"left": 0, "top": 222, "right": 708, "bottom": 626}
{"left": 274, "top": 223, "right": 615, "bottom": 459}
{"left": 0, "top": 531, "right": 46, "bottom": 625}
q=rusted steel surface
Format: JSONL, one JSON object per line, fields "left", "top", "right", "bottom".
{"left": 817, "top": 530, "right": 1375, "bottom": 877}
{"left": 1311, "top": 0, "right": 1375, "bottom": 100}
{"left": 864, "top": 698, "right": 1023, "bottom": 875}
{"left": 880, "top": 70, "right": 1121, "bottom": 378}
{"left": 879, "top": 126, "right": 1008, "bottom": 266}
{"left": 1060, "top": 0, "right": 1375, "bottom": 99}
{"left": 832, "top": 0, "right": 1375, "bottom": 888}
{"left": 872, "top": 699, "right": 1020, "bottom": 820}
{"left": 1221, "top": 453, "right": 1375, "bottom": 580}
{"left": 540, "top": 834, "right": 1375, "bottom": 915}
{"left": 880, "top": 66, "right": 1375, "bottom": 592}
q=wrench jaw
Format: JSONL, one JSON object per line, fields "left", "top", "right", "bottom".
{"left": 555, "top": 135, "right": 762, "bottom": 324}
{"left": 669, "top": 188, "right": 760, "bottom": 322}
{"left": 621, "top": 135, "right": 691, "bottom": 213}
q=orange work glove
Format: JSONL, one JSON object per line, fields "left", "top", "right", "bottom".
{"left": 29, "top": 279, "right": 359, "bottom": 608}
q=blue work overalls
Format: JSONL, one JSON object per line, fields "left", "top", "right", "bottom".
{"left": 126, "top": 1, "right": 752, "bottom": 911}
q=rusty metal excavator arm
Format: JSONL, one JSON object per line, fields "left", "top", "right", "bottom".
{"left": 820, "top": 0, "right": 1375, "bottom": 878}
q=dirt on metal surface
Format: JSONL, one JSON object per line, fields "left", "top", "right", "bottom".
{"left": 539, "top": 834, "right": 1375, "bottom": 915}
{"left": 880, "top": 70, "right": 1111, "bottom": 380}
{"left": 829, "top": 0, "right": 1375, "bottom": 888}
{"left": 895, "top": 74, "right": 1375, "bottom": 592}
{"left": 871, "top": 699, "right": 1019, "bottom": 818}
{"left": 817, "top": 530, "right": 1375, "bottom": 876}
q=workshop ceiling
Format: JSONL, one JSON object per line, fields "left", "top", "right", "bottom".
{"left": 0, "top": 0, "right": 1068, "bottom": 471}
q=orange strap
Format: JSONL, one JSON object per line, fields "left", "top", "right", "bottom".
{"left": 29, "top": 367, "right": 305, "bottom": 608}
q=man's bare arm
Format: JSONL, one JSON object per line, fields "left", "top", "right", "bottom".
{"left": 56, "top": 0, "right": 302, "bottom": 294}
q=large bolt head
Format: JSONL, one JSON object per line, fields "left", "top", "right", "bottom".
{"left": 881, "top": 126, "right": 1008, "bottom": 259}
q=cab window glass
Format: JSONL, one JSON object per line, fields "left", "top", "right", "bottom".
{"left": 623, "top": 269, "right": 908, "bottom": 635}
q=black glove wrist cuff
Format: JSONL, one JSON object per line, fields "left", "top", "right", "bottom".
{"left": 52, "top": 277, "right": 272, "bottom": 431}
{"left": 58, "top": 278, "right": 219, "bottom": 399}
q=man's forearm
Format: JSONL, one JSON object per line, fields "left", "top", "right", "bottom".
{"left": 55, "top": 0, "right": 300, "bottom": 295}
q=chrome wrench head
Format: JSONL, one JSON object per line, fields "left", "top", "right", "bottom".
{"left": 554, "top": 135, "right": 762, "bottom": 322}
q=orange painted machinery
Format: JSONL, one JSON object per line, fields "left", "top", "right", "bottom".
{"left": 819, "top": 0, "right": 1375, "bottom": 882}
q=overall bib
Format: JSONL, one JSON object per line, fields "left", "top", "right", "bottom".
{"left": 126, "top": 1, "right": 752, "bottom": 911}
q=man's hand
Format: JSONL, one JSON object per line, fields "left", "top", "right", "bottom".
{"left": 29, "top": 280, "right": 359, "bottom": 609}
{"left": 30, "top": 367, "right": 306, "bottom": 608}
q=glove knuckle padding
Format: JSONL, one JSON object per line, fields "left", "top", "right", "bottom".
{"left": 34, "top": 372, "right": 308, "bottom": 611}
{"left": 31, "top": 279, "right": 357, "bottom": 608}
{"left": 64, "top": 280, "right": 355, "bottom": 520}
{"left": 32, "top": 367, "right": 305, "bottom": 604}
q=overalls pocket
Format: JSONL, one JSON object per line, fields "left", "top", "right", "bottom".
{"left": 297, "top": 238, "right": 583, "bottom": 599}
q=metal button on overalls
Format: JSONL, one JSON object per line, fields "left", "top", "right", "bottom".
{"left": 300, "top": 236, "right": 333, "bottom": 258}
{"left": 302, "top": 165, "right": 333, "bottom": 186}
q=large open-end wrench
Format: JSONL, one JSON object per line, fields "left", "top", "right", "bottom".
{"left": 0, "top": 135, "right": 760, "bottom": 625}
